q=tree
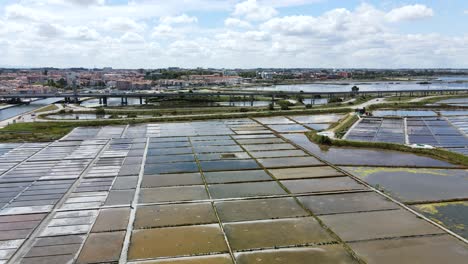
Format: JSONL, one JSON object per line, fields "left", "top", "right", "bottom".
{"left": 351, "top": 85, "right": 359, "bottom": 97}
{"left": 278, "top": 100, "right": 293, "bottom": 110}
{"left": 238, "top": 71, "right": 257, "bottom": 78}
{"left": 57, "top": 78, "right": 68, "bottom": 88}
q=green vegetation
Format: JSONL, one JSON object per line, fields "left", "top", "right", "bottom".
{"left": 145, "top": 69, "right": 216, "bottom": 80}
{"left": 368, "top": 102, "right": 467, "bottom": 111}
{"left": 328, "top": 97, "right": 343, "bottom": 103}
{"left": 35, "top": 104, "right": 59, "bottom": 113}
{"left": 277, "top": 100, "right": 293, "bottom": 110}
{"left": 332, "top": 114, "right": 359, "bottom": 138}
{"left": 95, "top": 108, "right": 106, "bottom": 115}
{"left": 305, "top": 131, "right": 468, "bottom": 166}
{"left": 385, "top": 96, "right": 415, "bottom": 102}
{"left": 44, "top": 78, "right": 67, "bottom": 88}
{"left": 238, "top": 71, "right": 257, "bottom": 78}
{"left": 2, "top": 107, "right": 353, "bottom": 142}
{"left": 0, "top": 122, "right": 78, "bottom": 142}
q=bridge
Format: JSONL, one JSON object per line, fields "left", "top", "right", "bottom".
{"left": 1, "top": 88, "right": 467, "bottom": 105}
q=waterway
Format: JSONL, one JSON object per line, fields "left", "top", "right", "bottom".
{"left": 0, "top": 98, "right": 62, "bottom": 121}
{"left": 81, "top": 97, "right": 142, "bottom": 107}
{"left": 246, "top": 80, "right": 468, "bottom": 93}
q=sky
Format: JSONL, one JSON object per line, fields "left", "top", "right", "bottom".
{"left": 0, "top": 0, "right": 467, "bottom": 69}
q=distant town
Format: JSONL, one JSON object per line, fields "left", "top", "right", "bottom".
{"left": 1, "top": 68, "right": 467, "bottom": 95}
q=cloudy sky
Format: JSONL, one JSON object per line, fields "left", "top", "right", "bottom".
{"left": 1, "top": 0, "right": 467, "bottom": 68}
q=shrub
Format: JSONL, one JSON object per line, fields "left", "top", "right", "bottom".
{"left": 239, "top": 108, "right": 249, "bottom": 112}
{"left": 96, "top": 108, "right": 106, "bottom": 115}
{"left": 268, "top": 103, "right": 275, "bottom": 110}
{"left": 278, "top": 100, "right": 293, "bottom": 110}
{"left": 316, "top": 135, "right": 332, "bottom": 145}
{"left": 328, "top": 97, "right": 343, "bottom": 103}
{"left": 305, "top": 104, "right": 312, "bottom": 109}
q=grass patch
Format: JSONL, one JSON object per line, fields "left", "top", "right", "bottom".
{"left": 332, "top": 114, "right": 359, "bottom": 138}
{"left": 1, "top": 108, "right": 354, "bottom": 142}
{"left": 367, "top": 102, "right": 467, "bottom": 111}
{"left": 385, "top": 96, "right": 416, "bottom": 102}
{"left": 35, "top": 104, "right": 59, "bottom": 113}
{"left": 0, "top": 122, "right": 78, "bottom": 142}
{"left": 305, "top": 131, "right": 468, "bottom": 167}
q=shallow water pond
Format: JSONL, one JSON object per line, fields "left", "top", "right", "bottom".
{"left": 341, "top": 167, "right": 468, "bottom": 203}
{"left": 413, "top": 201, "right": 468, "bottom": 238}
{"left": 283, "top": 134, "right": 458, "bottom": 168}
{"left": 372, "top": 110, "right": 437, "bottom": 117}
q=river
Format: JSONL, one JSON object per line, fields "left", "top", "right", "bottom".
{"left": 0, "top": 98, "right": 62, "bottom": 121}
{"left": 245, "top": 79, "right": 468, "bottom": 93}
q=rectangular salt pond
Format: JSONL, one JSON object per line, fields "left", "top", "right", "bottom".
{"left": 284, "top": 134, "right": 458, "bottom": 167}
{"left": 341, "top": 167, "right": 468, "bottom": 203}
{"left": 372, "top": 110, "right": 437, "bottom": 117}
{"left": 1, "top": 118, "right": 466, "bottom": 264}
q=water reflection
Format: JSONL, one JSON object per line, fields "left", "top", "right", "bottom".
{"left": 0, "top": 97, "right": 61, "bottom": 121}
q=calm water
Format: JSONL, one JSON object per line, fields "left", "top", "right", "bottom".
{"left": 246, "top": 81, "right": 468, "bottom": 92}
{"left": 372, "top": 110, "right": 437, "bottom": 117}
{"left": 217, "top": 101, "right": 270, "bottom": 107}
{"left": 81, "top": 98, "right": 142, "bottom": 107}
{"left": 437, "top": 98, "right": 468, "bottom": 107}
{"left": 282, "top": 133, "right": 457, "bottom": 167}
{"left": 47, "top": 114, "right": 110, "bottom": 120}
{"left": 341, "top": 167, "right": 468, "bottom": 203}
{"left": 0, "top": 98, "right": 61, "bottom": 121}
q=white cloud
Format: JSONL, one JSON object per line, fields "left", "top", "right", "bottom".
{"left": 0, "top": 1, "right": 466, "bottom": 68}
{"left": 224, "top": 18, "right": 252, "bottom": 28}
{"left": 151, "top": 24, "right": 176, "bottom": 38}
{"left": 120, "top": 32, "right": 145, "bottom": 43}
{"left": 67, "top": 0, "right": 106, "bottom": 6}
{"left": 233, "top": 0, "right": 278, "bottom": 21}
{"left": 66, "top": 26, "right": 101, "bottom": 41}
{"left": 464, "top": 10, "right": 468, "bottom": 15}
{"left": 160, "top": 14, "right": 198, "bottom": 25}
{"left": 261, "top": 4, "right": 385, "bottom": 38}
{"left": 102, "top": 17, "right": 145, "bottom": 33}
{"left": 169, "top": 39, "right": 211, "bottom": 58}
{"left": 5, "top": 4, "right": 54, "bottom": 22}
{"left": 386, "top": 4, "right": 434, "bottom": 22}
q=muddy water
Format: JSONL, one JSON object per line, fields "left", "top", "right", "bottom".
{"left": 215, "top": 197, "right": 308, "bottom": 222}
{"left": 342, "top": 167, "right": 468, "bottom": 203}
{"left": 128, "top": 224, "right": 228, "bottom": 260}
{"left": 223, "top": 217, "right": 334, "bottom": 251}
{"left": 414, "top": 201, "right": 468, "bottom": 238}
{"left": 235, "top": 245, "right": 358, "bottom": 264}
{"left": 283, "top": 134, "right": 458, "bottom": 168}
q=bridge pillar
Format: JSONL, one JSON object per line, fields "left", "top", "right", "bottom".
{"left": 99, "top": 98, "right": 102, "bottom": 105}
{"left": 103, "top": 97, "right": 107, "bottom": 106}
{"left": 250, "top": 95, "right": 254, "bottom": 107}
{"left": 271, "top": 95, "right": 275, "bottom": 105}
{"left": 121, "top": 97, "right": 124, "bottom": 105}
{"left": 140, "top": 97, "right": 143, "bottom": 105}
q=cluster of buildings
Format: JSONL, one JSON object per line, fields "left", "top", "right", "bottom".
{"left": 0, "top": 68, "right": 153, "bottom": 94}
{"left": 0, "top": 68, "right": 247, "bottom": 94}
{"left": 1, "top": 67, "right": 464, "bottom": 95}
{"left": 258, "top": 70, "right": 351, "bottom": 80}
{"left": 158, "top": 74, "right": 243, "bottom": 88}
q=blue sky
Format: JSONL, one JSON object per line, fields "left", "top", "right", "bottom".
{"left": 0, "top": 0, "right": 467, "bottom": 68}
